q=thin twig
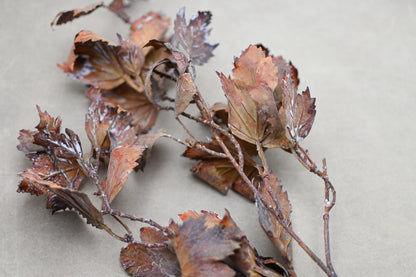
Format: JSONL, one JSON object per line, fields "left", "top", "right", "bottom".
{"left": 112, "top": 215, "right": 132, "bottom": 236}
{"left": 256, "top": 141, "right": 269, "bottom": 177}
{"left": 104, "top": 210, "right": 172, "bottom": 236}
{"left": 177, "top": 117, "right": 197, "bottom": 143}
{"left": 103, "top": 225, "right": 129, "bottom": 242}
{"left": 162, "top": 133, "right": 228, "bottom": 159}
{"left": 290, "top": 143, "right": 337, "bottom": 276}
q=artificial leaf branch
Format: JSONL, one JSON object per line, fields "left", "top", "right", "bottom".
{"left": 17, "top": 2, "right": 337, "bottom": 276}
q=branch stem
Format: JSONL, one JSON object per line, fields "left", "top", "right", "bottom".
{"left": 290, "top": 144, "right": 337, "bottom": 276}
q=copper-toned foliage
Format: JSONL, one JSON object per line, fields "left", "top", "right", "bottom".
{"left": 101, "top": 132, "right": 164, "bottom": 203}
{"left": 108, "top": 0, "right": 130, "bottom": 23}
{"left": 173, "top": 8, "right": 218, "bottom": 65}
{"left": 17, "top": 107, "right": 85, "bottom": 212}
{"left": 51, "top": 2, "right": 104, "bottom": 26}
{"left": 85, "top": 90, "right": 141, "bottom": 154}
{"left": 101, "top": 144, "right": 146, "bottom": 203}
{"left": 218, "top": 45, "right": 287, "bottom": 148}
{"left": 59, "top": 30, "right": 144, "bottom": 90}
{"left": 97, "top": 84, "right": 158, "bottom": 132}
{"left": 121, "top": 227, "right": 181, "bottom": 277}
{"left": 130, "top": 12, "right": 170, "bottom": 54}
{"left": 279, "top": 75, "right": 316, "bottom": 145}
{"left": 20, "top": 171, "right": 104, "bottom": 229}
{"left": 170, "top": 210, "right": 243, "bottom": 277}
{"left": 120, "top": 210, "right": 286, "bottom": 277}
{"left": 256, "top": 173, "right": 294, "bottom": 274}
{"left": 176, "top": 73, "right": 197, "bottom": 116}
{"left": 183, "top": 135, "right": 261, "bottom": 201}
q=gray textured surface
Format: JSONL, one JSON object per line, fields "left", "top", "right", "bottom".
{"left": 1, "top": 0, "right": 415, "bottom": 276}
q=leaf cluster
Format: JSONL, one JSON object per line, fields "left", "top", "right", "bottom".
{"left": 16, "top": 2, "right": 337, "bottom": 277}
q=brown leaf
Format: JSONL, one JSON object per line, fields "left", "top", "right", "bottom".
{"left": 17, "top": 107, "right": 85, "bottom": 213}
{"left": 97, "top": 83, "right": 158, "bottom": 132}
{"left": 101, "top": 132, "right": 164, "bottom": 202}
{"left": 210, "top": 102, "right": 229, "bottom": 126}
{"left": 183, "top": 135, "right": 261, "bottom": 201}
{"left": 279, "top": 74, "right": 316, "bottom": 145}
{"left": 85, "top": 91, "right": 140, "bottom": 155}
{"left": 85, "top": 98, "right": 120, "bottom": 151}
{"left": 59, "top": 30, "right": 144, "bottom": 90}
{"left": 20, "top": 171, "right": 104, "bottom": 228}
{"left": 219, "top": 73, "right": 283, "bottom": 148}
{"left": 108, "top": 0, "right": 130, "bottom": 23}
{"left": 176, "top": 73, "right": 197, "bottom": 116}
{"left": 218, "top": 45, "right": 287, "bottom": 148}
{"left": 34, "top": 105, "right": 62, "bottom": 135}
{"left": 144, "top": 40, "right": 190, "bottom": 77}
{"left": 231, "top": 238, "right": 287, "bottom": 277}
{"left": 170, "top": 210, "right": 242, "bottom": 277}
{"left": 140, "top": 227, "right": 169, "bottom": 244}
{"left": 272, "top": 57, "right": 299, "bottom": 90}
{"left": 256, "top": 172, "right": 294, "bottom": 273}
{"left": 101, "top": 144, "right": 146, "bottom": 203}
{"left": 51, "top": 2, "right": 104, "bottom": 26}
{"left": 173, "top": 8, "right": 218, "bottom": 65}
{"left": 130, "top": 12, "right": 170, "bottom": 54}
{"left": 233, "top": 45, "right": 279, "bottom": 91}
{"left": 17, "top": 129, "right": 44, "bottom": 153}
{"left": 120, "top": 242, "right": 181, "bottom": 277}
{"left": 133, "top": 132, "right": 165, "bottom": 171}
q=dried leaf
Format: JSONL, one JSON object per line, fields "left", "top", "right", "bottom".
{"left": 85, "top": 90, "right": 141, "bottom": 156}
{"left": 218, "top": 45, "right": 287, "bottom": 148}
{"left": 120, "top": 242, "right": 181, "bottom": 277}
{"left": 176, "top": 73, "right": 197, "bottom": 116}
{"left": 85, "top": 98, "right": 120, "bottom": 151}
{"left": 173, "top": 8, "right": 218, "bottom": 65}
{"left": 108, "top": 0, "right": 130, "bottom": 23}
{"left": 96, "top": 83, "right": 158, "bottom": 131}
{"left": 231, "top": 238, "right": 287, "bottom": 277}
{"left": 130, "top": 12, "right": 170, "bottom": 54}
{"left": 210, "top": 102, "right": 229, "bottom": 126}
{"left": 133, "top": 132, "right": 165, "bottom": 171}
{"left": 140, "top": 227, "right": 169, "bottom": 244}
{"left": 144, "top": 40, "right": 189, "bottom": 75}
{"left": 17, "top": 129, "right": 44, "bottom": 153}
{"left": 17, "top": 107, "right": 86, "bottom": 212}
{"left": 256, "top": 172, "right": 294, "bottom": 273}
{"left": 183, "top": 135, "right": 261, "bottom": 201}
{"left": 170, "top": 210, "right": 242, "bottom": 277}
{"left": 232, "top": 45, "right": 279, "bottom": 91}
{"left": 51, "top": 2, "right": 104, "bottom": 26}
{"left": 279, "top": 74, "right": 316, "bottom": 145}
{"left": 101, "top": 132, "right": 164, "bottom": 203}
{"left": 59, "top": 31, "right": 144, "bottom": 90}
{"left": 101, "top": 144, "right": 146, "bottom": 203}
{"left": 20, "top": 171, "right": 104, "bottom": 228}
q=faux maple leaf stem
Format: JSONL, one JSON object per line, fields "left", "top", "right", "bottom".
{"left": 256, "top": 141, "right": 269, "bottom": 177}
{"left": 103, "top": 224, "right": 130, "bottom": 242}
{"left": 267, "top": 205, "right": 334, "bottom": 276}
{"left": 89, "top": 171, "right": 112, "bottom": 211}
{"left": 112, "top": 214, "right": 132, "bottom": 236}
{"left": 163, "top": 133, "right": 228, "bottom": 159}
{"left": 290, "top": 144, "right": 337, "bottom": 276}
{"left": 176, "top": 118, "right": 198, "bottom": 142}
{"left": 104, "top": 209, "right": 172, "bottom": 236}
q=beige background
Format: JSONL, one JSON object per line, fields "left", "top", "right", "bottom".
{"left": 1, "top": 0, "right": 415, "bottom": 276}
